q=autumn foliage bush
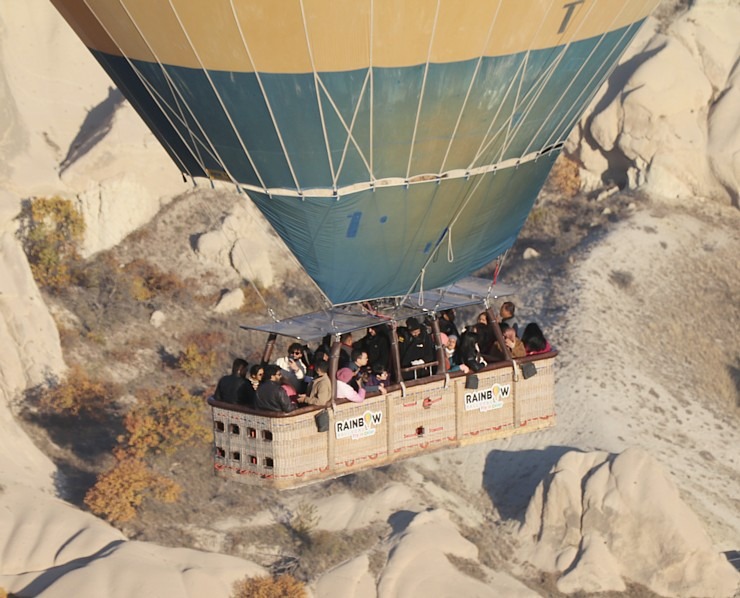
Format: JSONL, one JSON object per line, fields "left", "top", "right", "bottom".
{"left": 177, "top": 331, "right": 226, "bottom": 380}
{"left": 84, "top": 385, "right": 209, "bottom": 523}
{"left": 547, "top": 154, "right": 581, "bottom": 197}
{"left": 121, "top": 385, "right": 211, "bottom": 458}
{"left": 84, "top": 457, "right": 180, "bottom": 523}
{"left": 18, "top": 196, "right": 85, "bottom": 292}
{"left": 38, "top": 365, "right": 114, "bottom": 418}
{"left": 122, "top": 259, "right": 186, "bottom": 301}
{"left": 231, "top": 575, "right": 306, "bottom": 598}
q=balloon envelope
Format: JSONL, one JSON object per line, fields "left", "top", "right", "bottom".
{"left": 52, "top": 0, "right": 659, "bottom": 304}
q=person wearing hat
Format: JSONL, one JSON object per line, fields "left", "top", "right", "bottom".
{"left": 336, "top": 367, "right": 366, "bottom": 402}
{"left": 399, "top": 317, "right": 435, "bottom": 380}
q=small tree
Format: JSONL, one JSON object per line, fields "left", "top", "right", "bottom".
{"left": 38, "top": 365, "right": 113, "bottom": 418}
{"left": 122, "top": 385, "right": 211, "bottom": 458}
{"left": 231, "top": 575, "right": 306, "bottom": 598}
{"left": 176, "top": 331, "right": 225, "bottom": 380}
{"left": 84, "top": 457, "right": 180, "bottom": 523}
{"left": 19, "top": 196, "right": 85, "bottom": 291}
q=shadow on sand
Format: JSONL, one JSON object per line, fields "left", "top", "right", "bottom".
{"left": 483, "top": 445, "right": 579, "bottom": 522}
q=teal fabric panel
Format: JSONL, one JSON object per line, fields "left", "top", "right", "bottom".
{"left": 93, "top": 23, "right": 642, "bottom": 192}
{"left": 249, "top": 152, "right": 557, "bottom": 304}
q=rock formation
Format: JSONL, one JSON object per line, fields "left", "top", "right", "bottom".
{"left": 567, "top": 2, "right": 740, "bottom": 206}
{"left": 518, "top": 447, "right": 739, "bottom": 597}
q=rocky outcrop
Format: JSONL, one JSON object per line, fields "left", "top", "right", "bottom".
{"left": 0, "top": 1, "right": 187, "bottom": 257}
{"left": 518, "top": 448, "right": 739, "bottom": 597}
{"left": 0, "top": 191, "right": 64, "bottom": 491}
{"left": 0, "top": 486, "right": 263, "bottom": 597}
{"left": 568, "top": 2, "right": 740, "bottom": 206}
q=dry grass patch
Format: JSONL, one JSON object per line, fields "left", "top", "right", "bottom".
{"left": 445, "top": 553, "right": 487, "bottom": 582}
{"left": 231, "top": 574, "right": 306, "bottom": 598}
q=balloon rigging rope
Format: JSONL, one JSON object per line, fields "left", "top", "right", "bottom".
{"left": 369, "top": 0, "right": 375, "bottom": 178}
{"left": 82, "top": 0, "right": 207, "bottom": 180}
{"left": 405, "top": 0, "right": 441, "bottom": 181}
{"left": 168, "top": 0, "right": 266, "bottom": 192}
{"left": 319, "top": 72, "right": 375, "bottom": 189}
{"left": 84, "top": 1, "right": 303, "bottom": 320}
{"left": 175, "top": 0, "right": 326, "bottom": 314}
{"left": 468, "top": 54, "right": 528, "bottom": 170}
{"left": 228, "top": 0, "right": 300, "bottom": 196}
{"left": 470, "top": 0, "right": 556, "bottom": 170}
{"left": 299, "top": 0, "right": 337, "bottom": 191}
{"left": 518, "top": 0, "right": 605, "bottom": 157}
{"left": 438, "top": 0, "right": 504, "bottom": 174}
{"left": 538, "top": 1, "right": 653, "bottom": 153}
{"left": 114, "top": 1, "right": 243, "bottom": 189}
{"left": 507, "top": 0, "right": 602, "bottom": 160}
{"left": 398, "top": 2, "right": 554, "bottom": 310}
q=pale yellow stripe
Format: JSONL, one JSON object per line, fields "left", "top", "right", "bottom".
{"left": 54, "top": 0, "right": 660, "bottom": 73}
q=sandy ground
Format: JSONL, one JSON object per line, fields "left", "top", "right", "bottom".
{"left": 418, "top": 197, "right": 740, "bottom": 549}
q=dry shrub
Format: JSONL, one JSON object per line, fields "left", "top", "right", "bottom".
{"left": 296, "top": 527, "right": 378, "bottom": 578}
{"left": 547, "top": 154, "right": 581, "bottom": 197}
{"left": 84, "top": 457, "right": 180, "bottom": 523}
{"left": 231, "top": 574, "right": 306, "bottom": 598}
{"left": 177, "top": 331, "right": 226, "bottom": 379}
{"left": 122, "top": 385, "right": 211, "bottom": 458}
{"left": 240, "top": 284, "right": 285, "bottom": 316}
{"left": 18, "top": 196, "right": 85, "bottom": 292}
{"left": 38, "top": 365, "right": 114, "bottom": 418}
{"left": 609, "top": 269, "right": 634, "bottom": 289}
{"left": 446, "top": 553, "right": 487, "bottom": 581}
{"left": 290, "top": 501, "right": 319, "bottom": 540}
{"left": 123, "top": 259, "right": 186, "bottom": 301}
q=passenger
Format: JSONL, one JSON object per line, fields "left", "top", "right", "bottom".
{"left": 301, "top": 360, "right": 332, "bottom": 406}
{"left": 275, "top": 342, "right": 308, "bottom": 386}
{"left": 499, "top": 301, "right": 520, "bottom": 335}
{"left": 338, "top": 333, "right": 354, "bottom": 369}
{"left": 367, "top": 363, "right": 391, "bottom": 391}
{"left": 281, "top": 374, "right": 299, "bottom": 406}
{"left": 316, "top": 334, "right": 333, "bottom": 358}
{"left": 354, "top": 325, "right": 390, "bottom": 371}
{"left": 492, "top": 323, "right": 526, "bottom": 359}
{"left": 438, "top": 308, "right": 460, "bottom": 339}
{"left": 307, "top": 349, "right": 329, "bottom": 378}
{"left": 438, "top": 332, "right": 450, "bottom": 370}
{"left": 336, "top": 367, "right": 366, "bottom": 403}
{"left": 455, "top": 328, "right": 486, "bottom": 372}
{"left": 255, "top": 364, "right": 296, "bottom": 412}
{"left": 400, "top": 317, "right": 435, "bottom": 380}
{"left": 214, "top": 358, "right": 256, "bottom": 407}
{"left": 347, "top": 348, "right": 386, "bottom": 394}
{"left": 444, "top": 334, "right": 464, "bottom": 371}
{"left": 521, "top": 322, "right": 552, "bottom": 355}
{"left": 248, "top": 363, "right": 264, "bottom": 390}
{"left": 476, "top": 311, "right": 495, "bottom": 354}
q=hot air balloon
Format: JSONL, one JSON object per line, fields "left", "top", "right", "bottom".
{"left": 51, "top": 0, "right": 659, "bottom": 487}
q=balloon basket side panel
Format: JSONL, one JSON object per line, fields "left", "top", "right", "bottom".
{"left": 210, "top": 354, "right": 556, "bottom": 489}
{"left": 212, "top": 407, "right": 329, "bottom": 489}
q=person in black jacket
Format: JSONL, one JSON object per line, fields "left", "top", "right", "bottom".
{"left": 255, "top": 364, "right": 296, "bottom": 413}
{"left": 355, "top": 325, "right": 390, "bottom": 371}
{"left": 399, "top": 317, "right": 435, "bottom": 380}
{"left": 214, "top": 358, "right": 256, "bottom": 407}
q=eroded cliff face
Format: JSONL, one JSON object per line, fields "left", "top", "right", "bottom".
{"left": 0, "top": 193, "right": 62, "bottom": 492}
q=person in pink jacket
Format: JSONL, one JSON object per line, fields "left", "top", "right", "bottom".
{"left": 336, "top": 368, "right": 366, "bottom": 403}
